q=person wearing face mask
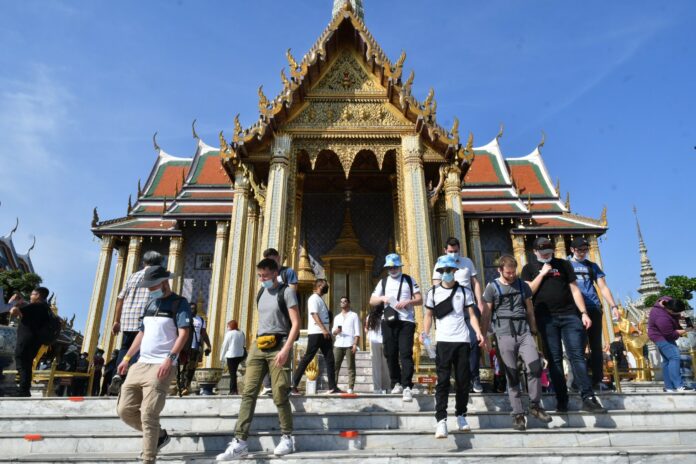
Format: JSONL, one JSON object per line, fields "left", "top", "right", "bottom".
{"left": 568, "top": 237, "right": 619, "bottom": 391}
{"left": 290, "top": 279, "right": 341, "bottom": 395}
{"left": 116, "top": 265, "right": 192, "bottom": 464}
{"left": 432, "top": 237, "right": 485, "bottom": 393}
{"left": 332, "top": 296, "right": 361, "bottom": 393}
{"left": 422, "top": 255, "right": 484, "bottom": 438}
{"left": 369, "top": 253, "right": 422, "bottom": 402}
{"left": 216, "top": 258, "right": 300, "bottom": 460}
{"left": 481, "top": 255, "right": 552, "bottom": 431}
{"left": 648, "top": 297, "right": 694, "bottom": 392}
{"left": 520, "top": 237, "right": 606, "bottom": 413}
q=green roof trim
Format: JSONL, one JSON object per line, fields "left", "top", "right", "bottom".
{"left": 143, "top": 160, "right": 191, "bottom": 198}
{"left": 467, "top": 151, "right": 508, "bottom": 186}
{"left": 507, "top": 159, "right": 553, "bottom": 197}
{"left": 189, "top": 151, "right": 221, "bottom": 185}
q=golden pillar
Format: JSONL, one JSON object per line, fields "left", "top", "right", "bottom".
{"left": 554, "top": 234, "right": 567, "bottom": 259}
{"left": 467, "top": 218, "right": 485, "bottom": 286}
{"left": 260, "top": 134, "right": 292, "bottom": 253}
{"left": 123, "top": 236, "right": 143, "bottom": 277}
{"left": 389, "top": 174, "right": 402, "bottom": 255}
{"left": 239, "top": 201, "right": 260, "bottom": 339}
{"left": 82, "top": 236, "right": 115, "bottom": 359}
{"left": 289, "top": 173, "right": 305, "bottom": 271}
{"left": 205, "top": 221, "right": 229, "bottom": 368}
{"left": 589, "top": 234, "right": 614, "bottom": 343}
{"left": 224, "top": 171, "right": 251, "bottom": 325}
{"left": 100, "top": 244, "right": 127, "bottom": 355}
{"left": 443, "top": 164, "right": 468, "bottom": 255}
{"left": 251, "top": 200, "right": 266, "bottom": 340}
{"left": 511, "top": 234, "right": 527, "bottom": 268}
{"left": 167, "top": 236, "right": 184, "bottom": 294}
{"left": 400, "top": 135, "right": 435, "bottom": 323}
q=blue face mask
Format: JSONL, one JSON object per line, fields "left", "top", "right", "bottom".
{"left": 447, "top": 252, "right": 458, "bottom": 260}
{"left": 261, "top": 279, "right": 274, "bottom": 289}
{"left": 149, "top": 289, "right": 164, "bottom": 300}
{"left": 442, "top": 271, "right": 455, "bottom": 283}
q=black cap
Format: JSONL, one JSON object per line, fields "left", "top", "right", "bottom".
{"left": 571, "top": 237, "right": 590, "bottom": 249}
{"left": 138, "top": 265, "right": 174, "bottom": 288}
{"left": 533, "top": 237, "right": 554, "bottom": 251}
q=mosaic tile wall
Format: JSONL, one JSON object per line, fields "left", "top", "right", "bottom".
{"left": 479, "top": 221, "right": 513, "bottom": 283}
{"left": 181, "top": 222, "right": 216, "bottom": 310}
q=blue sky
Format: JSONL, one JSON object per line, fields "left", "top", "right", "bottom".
{"left": 1, "top": 1, "right": 694, "bottom": 333}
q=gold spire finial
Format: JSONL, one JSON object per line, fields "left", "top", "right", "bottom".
{"left": 555, "top": 178, "right": 560, "bottom": 196}
{"left": 191, "top": 119, "right": 199, "bottom": 140}
{"left": 153, "top": 131, "right": 160, "bottom": 151}
{"left": 496, "top": 123, "right": 504, "bottom": 140}
{"left": 233, "top": 114, "right": 242, "bottom": 143}
{"left": 601, "top": 205, "right": 608, "bottom": 226}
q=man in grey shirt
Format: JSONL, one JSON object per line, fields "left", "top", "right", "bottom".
{"left": 217, "top": 258, "right": 300, "bottom": 461}
{"left": 480, "top": 254, "right": 552, "bottom": 431}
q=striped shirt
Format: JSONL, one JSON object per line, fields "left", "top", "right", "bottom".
{"left": 118, "top": 268, "right": 150, "bottom": 332}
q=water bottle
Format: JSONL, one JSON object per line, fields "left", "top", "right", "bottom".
{"left": 422, "top": 334, "right": 436, "bottom": 359}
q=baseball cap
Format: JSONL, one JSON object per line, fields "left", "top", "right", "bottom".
{"left": 533, "top": 237, "right": 554, "bottom": 252}
{"left": 571, "top": 237, "right": 589, "bottom": 249}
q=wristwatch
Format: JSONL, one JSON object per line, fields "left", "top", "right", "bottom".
{"left": 167, "top": 352, "right": 178, "bottom": 362}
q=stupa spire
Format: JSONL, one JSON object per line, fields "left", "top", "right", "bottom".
{"left": 633, "top": 206, "right": 661, "bottom": 301}
{"left": 332, "top": 0, "right": 364, "bottom": 21}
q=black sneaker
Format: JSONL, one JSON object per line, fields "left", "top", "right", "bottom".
{"left": 529, "top": 404, "right": 553, "bottom": 423}
{"left": 157, "top": 429, "right": 170, "bottom": 451}
{"left": 581, "top": 397, "right": 607, "bottom": 414}
{"left": 556, "top": 399, "right": 569, "bottom": 413}
{"left": 327, "top": 388, "right": 344, "bottom": 395}
{"left": 472, "top": 378, "right": 484, "bottom": 393}
{"left": 512, "top": 414, "right": 526, "bottom": 431}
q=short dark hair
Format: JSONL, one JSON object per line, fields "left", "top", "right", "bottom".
{"left": 262, "top": 248, "right": 280, "bottom": 258}
{"left": 34, "top": 286, "right": 49, "bottom": 300}
{"left": 445, "top": 237, "right": 460, "bottom": 248}
{"left": 340, "top": 295, "right": 350, "bottom": 303}
{"left": 143, "top": 251, "right": 163, "bottom": 266}
{"left": 257, "top": 258, "right": 279, "bottom": 271}
{"left": 313, "top": 278, "right": 327, "bottom": 290}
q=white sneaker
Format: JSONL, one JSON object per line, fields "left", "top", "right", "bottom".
{"left": 261, "top": 387, "right": 272, "bottom": 396}
{"left": 435, "top": 419, "right": 448, "bottom": 438}
{"left": 216, "top": 438, "right": 248, "bottom": 461}
{"left": 676, "top": 386, "right": 695, "bottom": 393}
{"left": 402, "top": 387, "right": 413, "bottom": 402}
{"left": 347, "top": 388, "right": 354, "bottom": 394}
{"left": 391, "top": 384, "right": 403, "bottom": 394}
{"left": 273, "top": 434, "right": 294, "bottom": 456}
{"left": 456, "top": 415, "right": 471, "bottom": 431}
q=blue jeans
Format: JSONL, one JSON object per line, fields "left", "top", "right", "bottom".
{"left": 537, "top": 313, "right": 593, "bottom": 401}
{"left": 656, "top": 340, "right": 683, "bottom": 390}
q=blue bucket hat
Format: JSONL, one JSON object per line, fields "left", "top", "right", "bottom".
{"left": 435, "top": 255, "right": 459, "bottom": 272}
{"left": 384, "top": 253, "right": 403, "bottom": 268}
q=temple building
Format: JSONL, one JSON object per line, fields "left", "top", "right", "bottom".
{"left": 85, "top": 0, "right": 611, "bottom": 372}
{"left": 0, "top": 218, "right": 36, "bottom": 274}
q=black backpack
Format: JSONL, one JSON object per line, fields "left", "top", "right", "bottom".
{"left": 36, "top": 304, "right": 63, "bottom": 346}
{"left": 256, "top": 284, "right": 298, "bottom": 340}
{"left": 373, "top": 274, "right": 415, "bottom": 325}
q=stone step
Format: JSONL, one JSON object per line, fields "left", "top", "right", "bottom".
{"left": 1, "top": 392, "right": 693, "bottom": 416}
{"left": 8, "top": 447, "right": 696, "bottom": 464}
{"left": 4, "top": 408, "right": 695, "bottom": 434}
{"left": 5, "top": 427, "right": 695, "bottom": 457}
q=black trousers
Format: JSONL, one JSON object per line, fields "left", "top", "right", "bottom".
{"left": 226, "top": 356, "right": 244, "bottom": 393}
{"left": 382, "top": 319, "right": 415, "bottom": 389}
{"left": 586, "top": 308, "right": 604, "bottom": 385}
{"left": 15, "top": 337, "right": 42, "bottom": 397}
{"left": 292, "top": 333, "right": 337, "bottom": 390}
{"left": 435, "top": 341, "right": 471, "bottom": 421}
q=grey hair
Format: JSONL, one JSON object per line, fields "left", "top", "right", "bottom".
{"left": 143, "top": 250, "right": 163, "bottom": 266}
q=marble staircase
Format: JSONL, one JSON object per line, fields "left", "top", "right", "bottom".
{"left": 2, "top": 392, "right": 696, "bottom": 463}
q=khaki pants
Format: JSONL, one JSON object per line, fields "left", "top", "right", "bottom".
{"left": 117, "top": 362, "right": 176, "bottom": 463}
{"left": 333, "top": 346, "right": 356, "bottom": 389}
{"left": 235, "top": 342, "right": 293, "bottom": 440}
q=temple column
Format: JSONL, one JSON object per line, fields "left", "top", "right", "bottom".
{"left": 82, "top": 236, "right": 115, "bottom": 359}
{"left": 239, "top": 201, "right": 260, "bottom": 338}
{"left": 260, "top": 134, "right": 292, "bottom": 253}
{"left": 100, "top": 244, "right": 127, "bottom": 355}
{"left": 205, "top": 221, "right": 229, "bottom": 368}
{"left": 443, "top": 164, "right": 468, "bottom": 255}
{"left": 389, "top": 174, "right": 402, "bottom": 255}
{"left": 589, "top": 234, "right": 614, "bottom": 343}
{"left": 511, "top": 234, "right": 527, "bottom": 268}
{"left": 250, "top": 201, "right": 266, "bottom": 339}
{"left": 167, "top": 236, "right": 184, "bottom": 294}
{"left": 224, "top": 171, "right": 251, "bottom": 326}
{"left": 289, "top": 173, "right": 305, "bottom": 271}
{"left": 123, "top": 236, "right": 143, "bottom": 276}
{"left": 400, "top": 135, "right": 435, "bottom": 323}
{"left": 467, "top": 218, "right": 485, "bottom": 286}
{"left": 554, "top": 234, "right": 567, "bottom": 259}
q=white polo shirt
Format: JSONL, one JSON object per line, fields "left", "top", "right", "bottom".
{"left": 425, "top": 284, "right": 475, "bottom": 343}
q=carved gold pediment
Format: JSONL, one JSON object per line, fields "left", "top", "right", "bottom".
{"left": 311, "top": 50, "right": 382, "bottom": 95}
{"left": 285, "top": 101, "right": 411, "bottom": 130}
{"left": 294, "top": 139, "right": 400, "bottom": 178}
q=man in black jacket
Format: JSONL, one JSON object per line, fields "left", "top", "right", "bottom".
{"left": 9, "top": 287, "right": 51, "bottom": 397}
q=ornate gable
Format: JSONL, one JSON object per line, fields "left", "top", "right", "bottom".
{"left": 311, "top": 50, "right": 382, "bottom": 95}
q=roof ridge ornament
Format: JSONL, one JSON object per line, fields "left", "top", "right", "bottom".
{"left": 332, "top": 0, "right": 364, "bottom": 21}
{"left": 92, "top": 208, "right": 99, "bottom": 228}
{"left": 8, "top": 217, "right": 19, "bottom": 238}
{"left": 233, "top": 115, "right": 242, "bottom": 144}
{"left": 496, "top": 123, "right": 504, "bottom": 140}
{"left": 537, "top": 130, "right": 546, "bottom": 150}
{"left": 153, "top": 131, "right": 160, "bottom": 152}
{"left": 127, "top": 195, "right": 132, "bottom": 215}
{"left": 26, "top": 235, "right": 36, "bottom": 256}
{"left": 137, "top": 179, "right": 142, "bottom": 197}
{"left": 192, "top": 119, "right": 199, "bottom": 140}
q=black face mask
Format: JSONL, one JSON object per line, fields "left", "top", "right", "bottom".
{"left": 321, "top": 285, "right": 329, "bottom": 295}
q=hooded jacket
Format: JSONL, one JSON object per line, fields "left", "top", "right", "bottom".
{"left": 648, "top": 297, "right": 682, "bottom": 343}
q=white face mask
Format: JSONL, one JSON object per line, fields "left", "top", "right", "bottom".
{"left": 389, "top": 269, "right": 402, "bottom": 278}
{"left": 536, "top": 252, "right": 553, "bottom": 264}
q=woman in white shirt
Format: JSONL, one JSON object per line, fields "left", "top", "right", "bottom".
{"left": 365, "top": 308, "right": 390, "bottom": 393}
{"left": 219, "top": 320, "right": 246, "bottom": 395}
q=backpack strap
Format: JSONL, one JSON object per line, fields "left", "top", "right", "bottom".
{"left": 277, "top": 284, "right": 289, "bottom": 323}
{"left": 381, "top": 276, "right": 388, "bottom": 297}
{"left": 279, "top": 266, "right": 289, "bottom": 285}
{"left": 493, "top": 279, "right": 504, "bottom": 310}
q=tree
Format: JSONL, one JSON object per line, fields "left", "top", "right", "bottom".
{"left": 0, "top": 269, "right": 43, "bottom": 302}
{"left": 644, "top": 275, "right": 696, "bottom": 310}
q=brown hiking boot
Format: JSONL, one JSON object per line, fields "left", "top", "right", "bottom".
{"left": 530, "top": 404, "right": 553, "bottom": 423}
{"left": 512, "top": 414, "right": 526, "bottom": 431}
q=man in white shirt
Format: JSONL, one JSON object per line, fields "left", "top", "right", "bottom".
{"left": 332, "top": 296, "right": 361, "bottom": 393}
{"left": 181, "top": 302, "right": 212, "bottom": 395}
{"left": 369, "top": 253, "right": 422, "bottom": 402}
{"left": 116, "top": 266, "right": 192, "bottom": 464}
{"left": 432, "top": 236, "right": 485, "bottom": 393}
{"left": 422, "top": 255, "right": 485, "bottom": 438}
{"left": 291, "top": 279, "right": 340, "bottom": 394}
